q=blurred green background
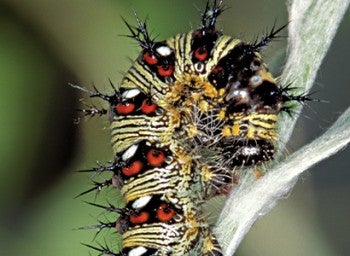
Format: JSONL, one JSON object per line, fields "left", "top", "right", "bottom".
{"left": 0, "top": 0, "right": 349, "bottom": 255}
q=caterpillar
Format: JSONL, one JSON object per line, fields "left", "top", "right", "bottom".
{"left": 72, "top": 1, "right": 310, "bottom": 255}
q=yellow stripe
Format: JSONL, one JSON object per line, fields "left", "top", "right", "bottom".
{"left": 122, "top": 167, "right": 178, "bottom": 203}
{"left": 223, "top": 113, "right": 278, "bottom": 140}
{"left": 206, "top": 36, "right": 241, "bottom": 72}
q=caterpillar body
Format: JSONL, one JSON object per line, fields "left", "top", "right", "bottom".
{"left": 73, "top": 1, "right": 309, "bottom": 255}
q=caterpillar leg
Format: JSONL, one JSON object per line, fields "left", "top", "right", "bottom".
{"left": 201, "top": 233, "right": 223, "bottom": 256}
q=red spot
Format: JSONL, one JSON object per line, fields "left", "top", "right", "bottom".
{"left": 211, "top": 65, "right": 223, "bottom": 74}
{"left": 115, "top": 102, "right": 135, "bottom": 115}
{"left": 141, "top": 99, "right": 157, "bottom": 114}
{"left": 157, "top": 203, "right": 175, "bottom": 222}
{"left": 143, "top": 51, "right": 158, "bottom": 65}
{"left": 146, "top": 149, "right": 165, "bottom": 166}
{"left": 193, "top": 30, "right": 203, "bottom": 38}
{"left": 194, "top": 47, "right": 208, "bottom": 61}
{"left": 157, "top": 65, "right": 174, "bottom": 77}
{"left": 129, "top": 211, "right": 149, "bottom": 225}
{"left": 122, "top": 161, "right": 143, "bottom": 177}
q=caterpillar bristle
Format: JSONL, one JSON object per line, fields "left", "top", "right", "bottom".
{"left": 75, "top": 179, "right": 112, "bottom": 199}
{"left": 75, "top": 106, "right": 107, "bottom": 118}
{"left": 81, "top": 242, "right": 119, "bottom": 256}
{"left": 121, "top": 12, "right": 155, "bottom": 51}
{"left": 77, "top": 162, "right": 116, "bottom": 176}
{"left": 83, "top": 201, "right": 123, "bottom": 214}
{"left": 201, "top": 0, "right": 226, "bottom": 30}
{"left": 78, "top": 220, "right": 116, "bottom": 235}
{"left": 251, "top": 22, "right": 289, "bottom": 51}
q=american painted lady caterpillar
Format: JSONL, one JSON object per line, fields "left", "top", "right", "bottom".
{"left": 72, "top": 1, "right": 310, "bottom": 255}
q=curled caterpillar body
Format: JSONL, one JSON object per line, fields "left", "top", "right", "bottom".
{"left": 73, "top": 1, "right": 310, "bottom": 255}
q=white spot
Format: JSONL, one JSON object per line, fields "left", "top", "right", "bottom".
{"left": 194, "top": 62, "right": 205, "bottom": 73}
{"left": 173, "top": 214, "right": 183, "bottom": 222}
{"left": 122, "top": 89, "right": 141, "bottom": 99}
{"left": 132, "top": 196, "right": 152, "bottom": 209}
{"left": 156, "top": 46, "right": 172, "bottom": 57}
{"left": 250, "top": 75, "right": 262, "bottom": 87}
{"left": 241, "top": 146, "right": 259, "bottom": 156}
{"left": 235, "top": 90, "right": 248, "bottom": 97}
{"left": 122, "top": 144, "right": 139, "bottom": 161}
{"left": 225, "top": 86, "right": 249, "bottom": 102}
{"left": 128, "top": 246, "right": 148, "bottom": 256}
{"left": 225, "top": 81, "right": 240, "bottom": 101}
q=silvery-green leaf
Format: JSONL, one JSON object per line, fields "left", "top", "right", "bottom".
{"left": 215, "top": 0, "right": 350, "bottom": 255}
